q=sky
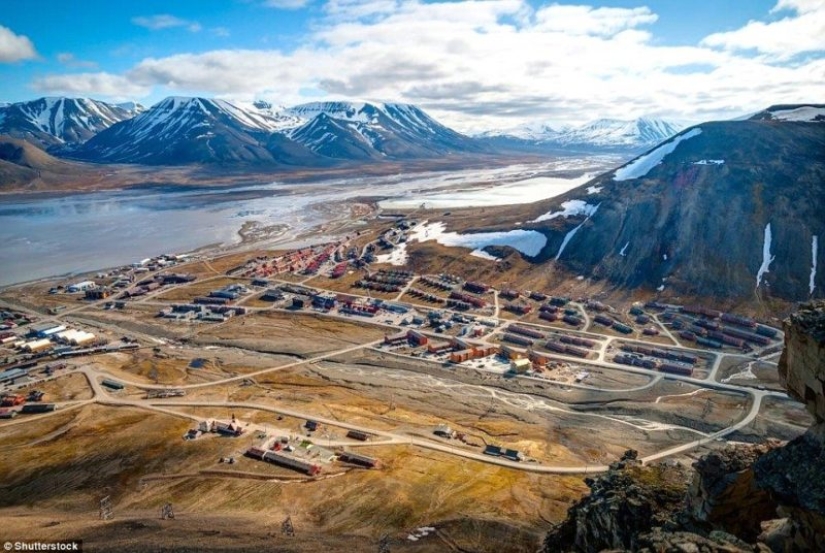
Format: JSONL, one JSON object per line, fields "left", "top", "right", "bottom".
{"left": 0, "top": 0, "right": 823, "bottom": 132}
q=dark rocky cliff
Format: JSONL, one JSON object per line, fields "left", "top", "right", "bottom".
{"left": 541, "top": 301, "right": 825, "bottom": 552}
{"left": 518, "top": 119, "right": 825, "bottom": 302}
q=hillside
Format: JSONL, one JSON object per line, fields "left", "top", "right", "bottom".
{"left": 511, "top": 116, "right": 825, "bottom": 301}
{"left": 0, "top": 97, "right": 140, "bottom": 150}
{"left": 409, "top": 110, "right": 823, "bottom": 303}
{"left": 0, "top": 135, "right": 101, "bottom": 190}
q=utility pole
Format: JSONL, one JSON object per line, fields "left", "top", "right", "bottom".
{"left": 281, "top": 515, "right": 295, "bottom": 537}
{"left": 160, "top": 503, "right": 174, "bottom": 520}
{"left": 99, "top": 496, "right": 113, "bottom": 520}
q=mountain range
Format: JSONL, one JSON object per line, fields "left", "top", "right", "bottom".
{"left": 0, "top": 97, "right": 143, "bottom": 150}
{"left": 476, "top": 117, "right": 684, "bottom": 153}
{"left": 0, "top": 96, "right": 680, "bottom": 166}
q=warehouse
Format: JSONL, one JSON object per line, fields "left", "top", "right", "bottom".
{"left": 0, "top": 368, "right": 28, "bottom": 384}
{"left": 338, "top": 451, "right": 380, "bottom": 469}
{"left": 28, "top": 322, "right": 66, "bottom": 339}
{"left": 245, "top": 447, "right": 322, "bottom": 476}
{"left": 510, "top": 358, "right": 532, "bottom": 373}
{"left": 67, "top": 281, "right": 96, "bottom": 293}
{"left": 22, "top": 339, "right": 53, "bottom": 353}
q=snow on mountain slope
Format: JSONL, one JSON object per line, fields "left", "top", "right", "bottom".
{"left": 286, "top": 101, "right": 484, "bottom": 159}
{"left": 556, "top": 117, "right": 682, "bottom": 147}
{"left": 115, "top": 101, "right": 146, "bottom": 116}
{"left": 75, "top": 96, "right": 320, "bottom": 164}
{"left": 0, "top": 97, "right": 138, "bottom": 148}
{"left": 751, "top": 104, "right": 825, "bottom": 123}
{"left": 477, "top": 117, "right": 683, "bottom": 152}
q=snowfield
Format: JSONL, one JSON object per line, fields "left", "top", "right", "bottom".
{"left": 533, "top": 200, "right": 601, "bottom": 223}
{"left": 613, "top": 128, "right": 703, "bottom": 181}
{"left": 375, "top": 243, "right": 409, "bottom": 266}
{"left": 470, "top": 249, "right": 500, "bottom": 261}
{"left": 769, "top": 106, "right": 825, "bottom": 122}
{"left": 380, "top": 173, "right": 593, "bottom": 209}
{"left": 411, "top": 221, "right": 546, "bottom": 257}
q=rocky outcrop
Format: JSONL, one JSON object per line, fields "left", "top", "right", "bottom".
{"left": 750, "top": 302, "right": 825, "bottom": 551}
{"left": 687, "top": 443, "right": 781, "bottom": 541}
{"left": 541, "top": 302, "right": 825, "bottom": 553}
{"left": 777, "top": 301, "right": 825, "bottom": 422}
{"left": 541, "top": 451, "right": 691, "bottom": 553}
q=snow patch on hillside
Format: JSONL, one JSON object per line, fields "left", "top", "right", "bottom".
{"left": 693, "top": 159, "right": 725, "bottom": 165}
{"left": 769, "top": 106, "right": 825, "bottom": 122}
{"left": 533, "top": 200, "right": 600, "bottom": 222}
{"left": 411, "top": 221, "right": 546, "bottom": 257}
{"left": 555, "top": 220, "right": 587, "bottom": 260}
{"left": 375, "top": 243, "right": 408, "bottom": 266}
{"left": 470, "top": 249, "right": 500, "bottom": 261}
{"left": 811, "top": 235, "right": 819, "bottom": 296}
{"left": 587, "top": 185, "right": 602, "bottom": 194}
{"left": 619, "top": 242, "right": 629, "bottom": 257}
{"left": 613, "top": 128, "right": 702, "bottom": 181}
{"left": 756, "top": 223, "right": 776, "bottom": 289}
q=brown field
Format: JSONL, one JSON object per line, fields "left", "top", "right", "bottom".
{"left": 152, "top": 277, "right": 243, "bottom": 303}
{"left": 0, "top": 402, "right": 586, "bottom": 552}
{"left": 715, "top": 357, "right": 782, "bottom": 390}
{"left": 193, "top": 310, "right": 385, "bottom": 357}
{"left": 16, "top": 372, "right": 94, "bottom": 402}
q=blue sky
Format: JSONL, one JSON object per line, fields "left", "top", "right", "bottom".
{"left": 1, "top": 0, "right": 822, "bottom": 130}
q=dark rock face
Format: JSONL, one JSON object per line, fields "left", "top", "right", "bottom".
{"left": 523, "top": 120, "right": 825, "bottom": 301}
{"left": 542, "top": 451, "right": 691, "bottom": 553}
{"left": 752, "top": 428, "right": 825, "bottom": 552}
{"left": 778, "top": 301, "right": 825, "bottom": 422}
{"left": 688, "top": 443, "right": 781, "bottom": 541}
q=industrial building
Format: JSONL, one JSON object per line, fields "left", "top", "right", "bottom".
{"left": 510, "top": 358, "right": 532, "bottom": 373}
{"left": 67, "top": 281, "right": 97, "bottom": 293}
{"left": 28, "top": 322, "right": 66, "bottom": 339}
{"left": 338, "top": 451, "right": 380, "bottom": 469}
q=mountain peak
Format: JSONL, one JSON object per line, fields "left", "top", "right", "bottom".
{"left": 0, "top": 96, "right": 143, "bottom": 149}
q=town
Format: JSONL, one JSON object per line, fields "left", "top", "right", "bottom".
{"left": 0, "top": 216, "right": 798, "bottom": 495}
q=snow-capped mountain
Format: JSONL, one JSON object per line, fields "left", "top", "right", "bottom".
{"left": 286, "top": 101, "right": 485, "bottom": 159}
{"left": 477, "top": 117, "right": 683, "bottom": 153}
{"left": 115, "top": 101, "right": 146, "bottom": 116}
{"left": 73, "top": 97, "right": 483, "bottom": 165}
{"left": 556, "top": 117, "right": 682, "bottom": 148}
{"left": 0, "top": 97, "right": 141, "bottom": 149}
{"left": 288, "top": 112, "right": 381, "bottom": 160}
{"left": 75, "top": 97, "right": 317, "bottom": 164}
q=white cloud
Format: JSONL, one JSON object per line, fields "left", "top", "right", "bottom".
{"left": 132, "top": 14, "right": 202, "bottom": 32}
{"left": 771, "top": 0, "right": 825, "bottom": 14}
{"left": 533, "top": 4, "right": 658, "bottom": 36}
{"left": 702, "top": 0, "right": 825, "bottom": 59}
{"left": 57, "top": 52, "right": 98, "bottom": 69}
{"left": 0, "top": 25, "right": 37, "bottom": 63}
{"left": 31, "top": 1, "right": 825, "bottom": 130}
{"left": 32, "top": 72, "right": 151, "bottom": 100}
{"left": 264, "top": 0, "right": 311, "bottom": 8}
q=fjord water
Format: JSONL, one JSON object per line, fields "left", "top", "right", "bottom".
{"left": 0, "top": 160, "right": 610, "bottom": 287}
